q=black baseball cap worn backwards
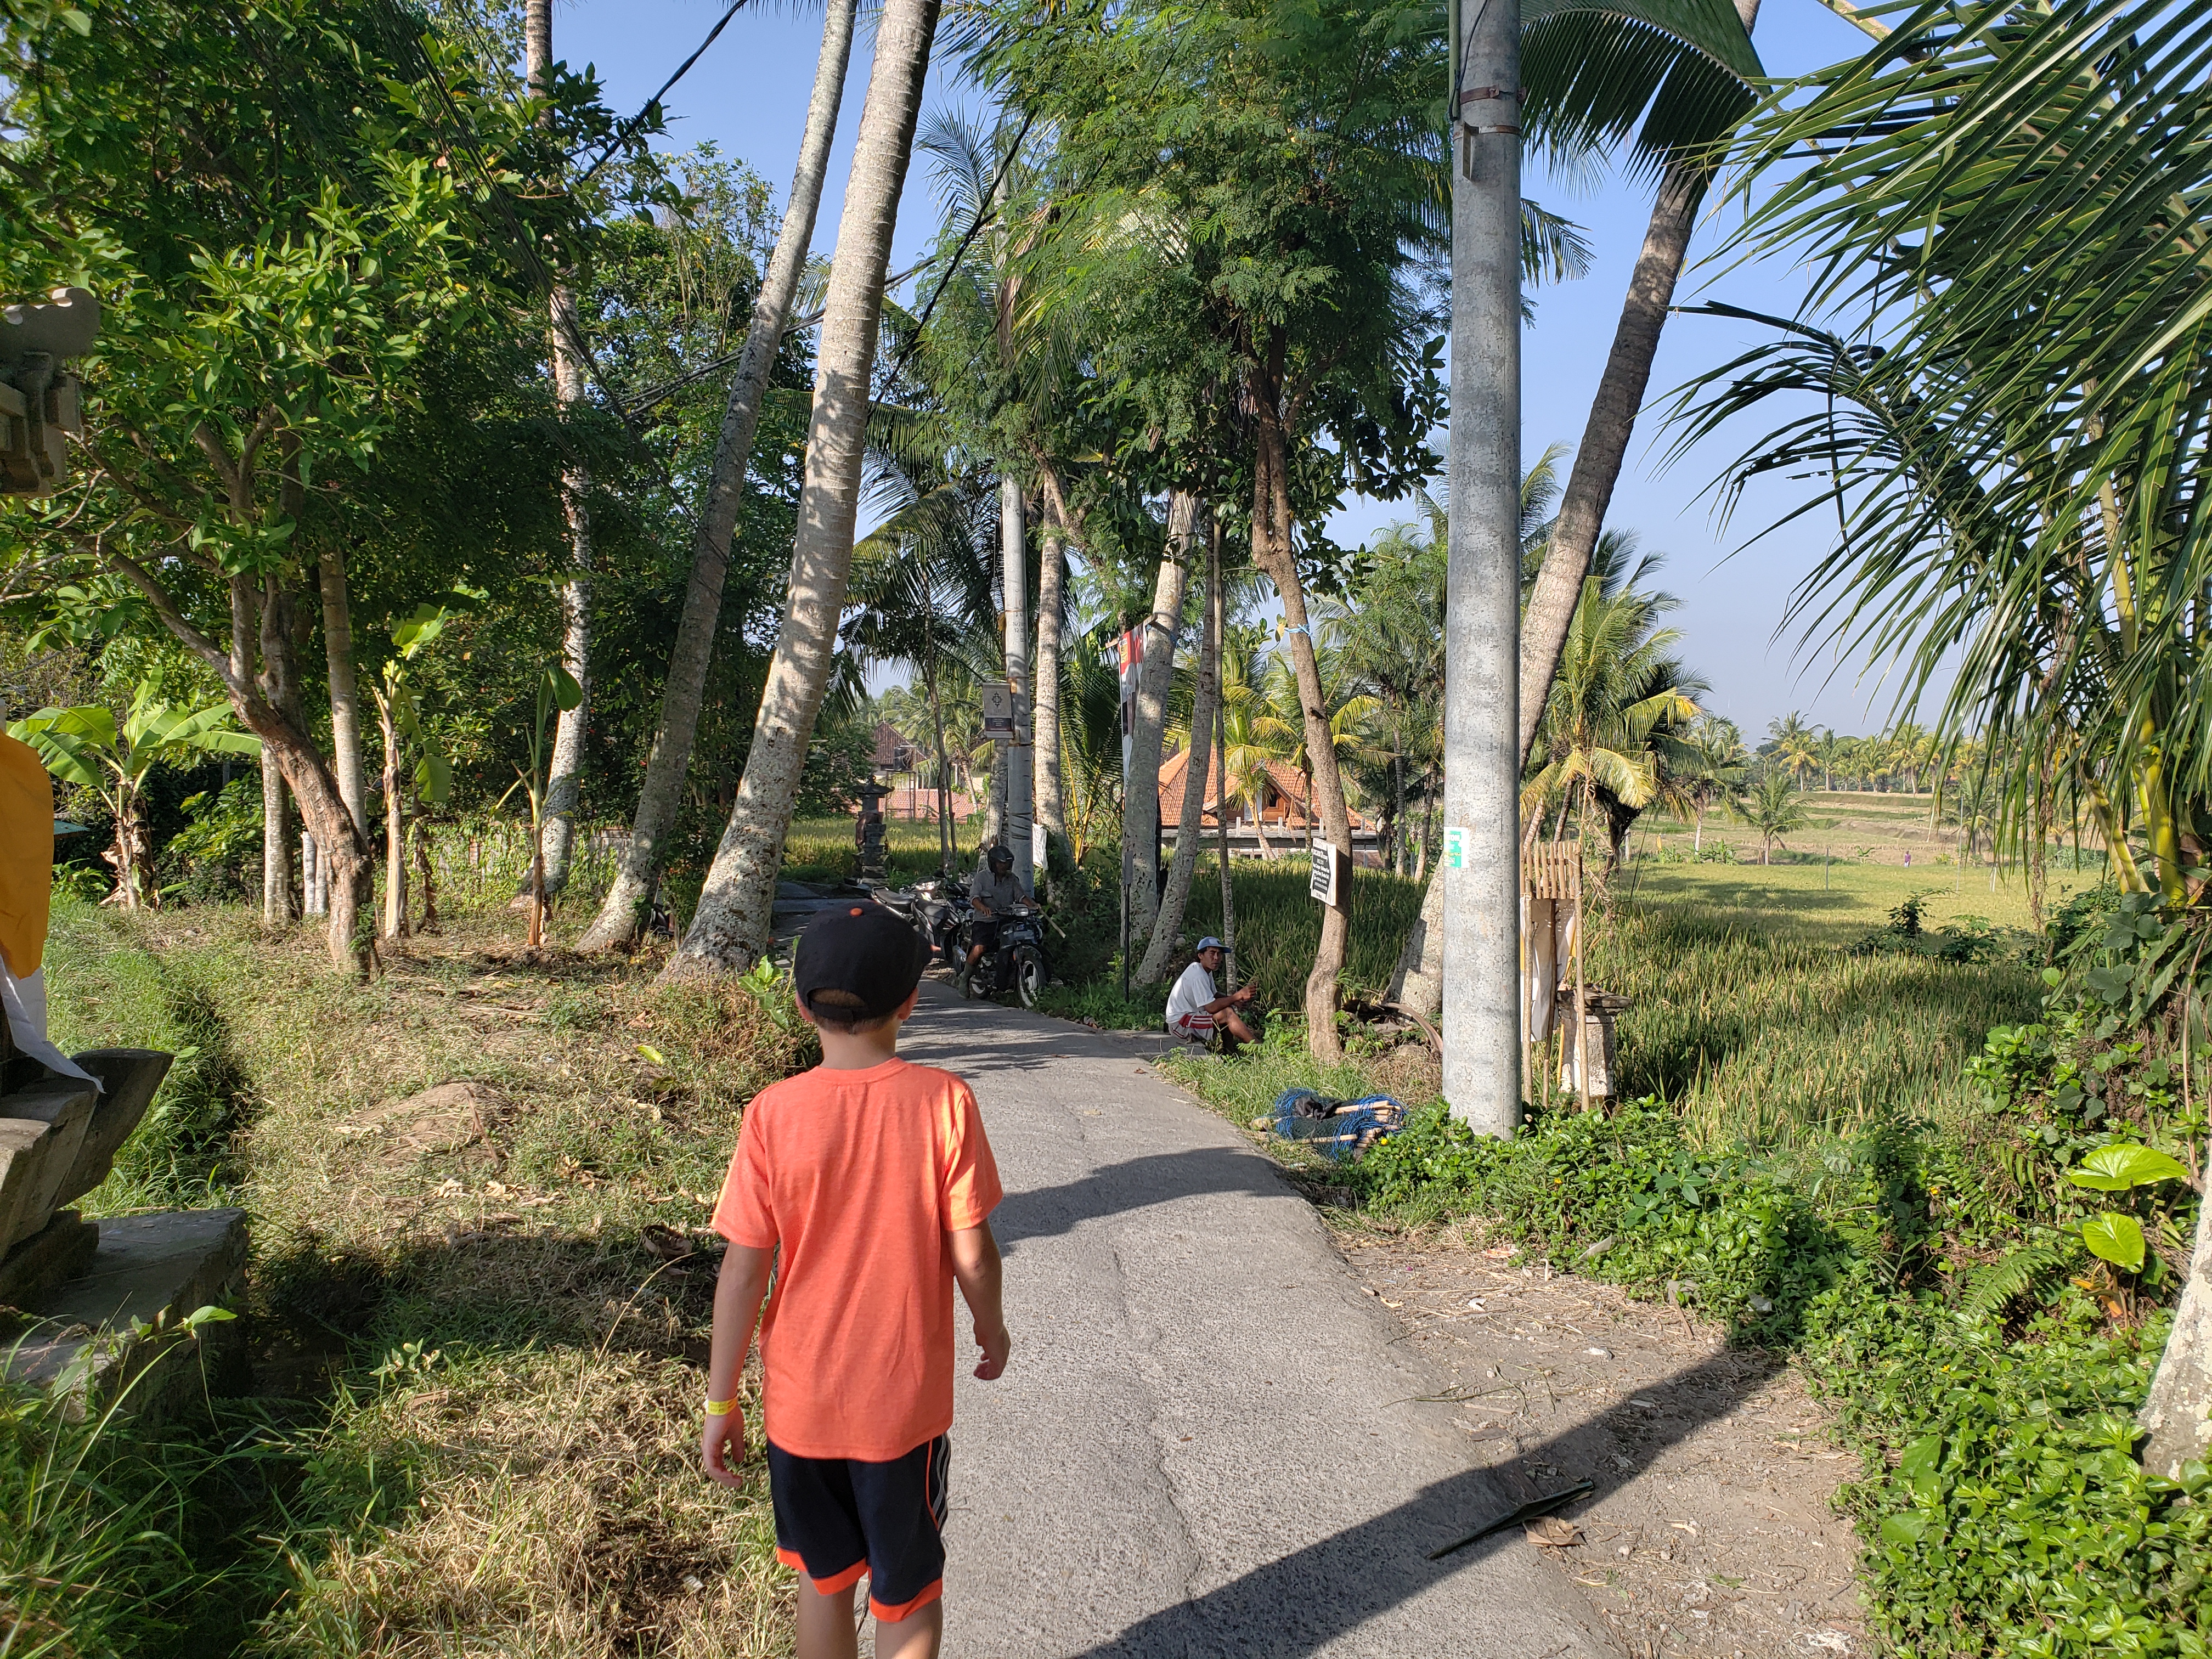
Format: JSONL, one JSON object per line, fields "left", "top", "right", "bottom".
{"left": 795, "top": 902, "right": 929, "bottom": 1019}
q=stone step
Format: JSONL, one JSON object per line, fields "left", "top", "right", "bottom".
{"left": 3, "top": 1208, "right": 249, "bottom": 1421}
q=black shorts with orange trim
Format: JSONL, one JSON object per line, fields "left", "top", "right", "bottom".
{"left": 767, "top": 1435, "right": 950, "bottom": 1621}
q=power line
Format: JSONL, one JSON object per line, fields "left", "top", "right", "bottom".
{"left": 572, "top": 0, "right": 757, "bottom": 188}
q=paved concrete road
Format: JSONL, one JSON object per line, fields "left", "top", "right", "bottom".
{"left": 898, "top": 986, "right": 1618, "bottom": 1658}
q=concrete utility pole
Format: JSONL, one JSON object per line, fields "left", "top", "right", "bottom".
{"left": 1441, "top": 0, "right": 1522, "bottom": 1132}
{"left": 1001, "top": 476, "right": 1034, "bottom": 895}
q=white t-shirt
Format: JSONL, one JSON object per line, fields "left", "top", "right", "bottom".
{"left": 1166, "top": 961, "right": 1217, "bottom": 1030}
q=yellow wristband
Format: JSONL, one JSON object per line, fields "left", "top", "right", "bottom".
{"left": 705, "top": 1396, "right": 737, "bottom": 1417}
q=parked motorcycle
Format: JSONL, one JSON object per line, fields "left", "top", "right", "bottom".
{"left": 862, "top": 874, "right": 967, "bottom": 970}
{"left": 862, "top": 874, "right": 1048, "bottom": 1006}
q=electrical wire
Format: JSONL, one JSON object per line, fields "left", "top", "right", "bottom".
{"left": 572, "top": 0, "right": 757, "bottom": 188}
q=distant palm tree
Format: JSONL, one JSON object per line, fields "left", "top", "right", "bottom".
{"left": 1522, "top": 533, "right": 1706, "bottom": 866}
{"left": 1767, "top": 711, "right": 1819, "bottom": 791}
{"left": 1679, "top": 716, "right": 1747, "bottom": 853}
{"left": 1735, "top": 770, "right": 1810, "bottom": 865}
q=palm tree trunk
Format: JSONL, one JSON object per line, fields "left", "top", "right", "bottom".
{"left": 1511, "top": 0, "right": 1759, "bottom": 768}
{"left": 1138, "top": 515, "right": 1221, "bottom": 985}
{"left": 1215, "top": 575, "right": 1237, "bottom": 989}
{"left": 578, "top": 0, "right": 859, "bottom": 951}
{"left": 1516, "top": 163, "right": 1706, "bottom": 767}
{"left": 1032, "top": 476, "right": 1071, "bottom": 841}
{"left": 529, "top": 4, "right": 592, "bottom": 899}
{"left": 1390, "top": 866, "right": 1444, "bottom": 1024}
{"left": 1124, "top": 490, "right": 1198, "bottom": 954}
{"left": 665, "top": 0, "right": 940, "bottom": 977}
{"left": 1249, "top": 359, "right": 1353, "bottom": 1062}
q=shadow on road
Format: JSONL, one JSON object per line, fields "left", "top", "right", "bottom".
{"left": 1068, "top": 1345, "right": 1788, "bottom": 1657}
{"left": 991, "top": 1146, "right": 1295, "bottom": 1252}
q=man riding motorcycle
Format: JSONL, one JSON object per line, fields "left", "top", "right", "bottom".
{"left": 960, "top": 843, "right": 1025, "bottom": 992}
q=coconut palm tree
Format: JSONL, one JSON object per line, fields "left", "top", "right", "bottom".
{"left": 1734, "top": 769, "right": 1809, "bottom": 865}
{"left": 669, "top": 0, "right": 941, "bottom": 976}
{"left": 1522, "top": 535, "right": 1706, "bottom": 868}
{"left": 839, "top": 452, "right": 1004, "bottom": 872}
{"left": 1679, "top": 716, "right": 1747, "bottom": 853}
{"left": 1768, "top": 712, "right": 1819, "bottom": 791}
{"left": 579, "top": 0, "right": 860, "bottom": 952}
{"left": 1513, "top": 0, "right": 1765, "bottom": 766}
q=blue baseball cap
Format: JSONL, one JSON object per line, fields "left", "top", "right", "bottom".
{"left": 1195, "top": 937, "right": 1226, "bottom": 953}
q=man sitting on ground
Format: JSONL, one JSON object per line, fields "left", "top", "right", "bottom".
{"left": 961, "top": 843, "right": 1024, "bottom": 990}
{"left": 1166, "top": 937, "right": 1259, "bottom": 1053}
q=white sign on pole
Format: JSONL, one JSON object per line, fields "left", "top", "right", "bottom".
{"left": 1310, "top": 838, "right": 1343, "bottom": 907}
{"left": 980, "top": 681, "right": 1015, "bottom": 741}
{"left": 1442, "top": 826, "right": 1470, "bottom": 870}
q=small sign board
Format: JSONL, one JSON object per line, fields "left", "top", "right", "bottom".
{"left": 980, "top": 681, "right": 1015, "bottom": 741}
{"left": 1443, "top": 826, "right": 1470, "bottom": 870}
{"left": 1310, "top": 838, "right": 1344, "bottom": 907}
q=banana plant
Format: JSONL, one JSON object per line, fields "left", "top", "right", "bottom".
{"left": 10, "top": 686, "right": 260, "bottom": 911}
{"left": 369, "top": 604, "right": 458, "bottom": 941}
{"left": 2067, "top": 1143, "right": 2193, "bottom": 1277}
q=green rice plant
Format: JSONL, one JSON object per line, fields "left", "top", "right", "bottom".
{"left": 1590, "top": 901, "right": 2040, "bottom": 1149}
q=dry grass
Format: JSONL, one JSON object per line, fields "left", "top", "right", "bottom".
{"left": 264, "top": 1350, "right": 783, "bottom": 1659}
{"left": 44, "top": 904, "right": 818, "bottom": 1658}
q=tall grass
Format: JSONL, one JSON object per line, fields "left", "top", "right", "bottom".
{"left": 0, "top": 1368, "right": 285, "bottom": 1658}
{"left": 35, "top": 902, "right": 818, "bottom": 1656}
{"left": 1593, "top": 903, "right": 2041, "bottom": 1148}
{"left": 42, "top": 899, "right": 256, "bottom": 1212}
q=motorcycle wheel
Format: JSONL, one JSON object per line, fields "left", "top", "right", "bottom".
{"left": 1012, "top": 945, "right": 1046, "bottom": 1008}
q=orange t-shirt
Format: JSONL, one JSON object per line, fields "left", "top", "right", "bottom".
{"left": 712, "top": 1056, "right": 1002, "bottom": 1462}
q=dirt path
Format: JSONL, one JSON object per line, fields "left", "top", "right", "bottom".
{"left": 1333, "top": 1223, "right": 1867, "bottom": 1659}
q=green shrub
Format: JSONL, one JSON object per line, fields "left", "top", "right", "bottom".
{"left": 1340, "top": 1099, "right": 2212, "bottom": 1655}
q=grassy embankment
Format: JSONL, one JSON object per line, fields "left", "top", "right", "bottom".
{"left": 1163, "top": 857, "right": 2212, "bottom": 1656}
{"left": 11, "top": 898, "right": 816, "bottom": 1657}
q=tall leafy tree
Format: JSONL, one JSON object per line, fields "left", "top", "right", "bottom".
{"left": 579, "top": 0, "right": 861, "bottom": 951}
{"left": 0, "top": 0, "right": 636, "bottom": 971}
{"left": 1008, "top": 0, "right": 1447, "bottom": 1056}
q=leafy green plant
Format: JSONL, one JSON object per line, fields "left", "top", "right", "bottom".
{"left": 10, "top": 685, "right": 259, "bottom": 909}
{"left": 2067, "top": 1143, "right": 2191, "bottom": 1273}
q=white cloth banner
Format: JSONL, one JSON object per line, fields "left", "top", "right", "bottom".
{"left": 1, "top": 964, "right": 100, "bottom": 1090}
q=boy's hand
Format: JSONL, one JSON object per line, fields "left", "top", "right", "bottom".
{"left": 974, "top": 1321, "right": 1012, "bottom": 1380}
{"left": 701, "top": 1404, "right": 747, "bottom": 1486}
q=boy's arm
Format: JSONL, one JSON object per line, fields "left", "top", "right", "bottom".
{"left": 700, "top": 1242, "right": 774, "bottom": 1486}
{"left": 949, "top": 1220, "right": 1011, "bottom": 1380}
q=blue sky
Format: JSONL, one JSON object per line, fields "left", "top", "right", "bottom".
{"left": 557, "top": 0, "right": 1908, "bottom": 740}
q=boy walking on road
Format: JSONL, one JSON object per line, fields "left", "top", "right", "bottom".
{"left": 701, "top": 903, "right": 1010, "bottom": 1659}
